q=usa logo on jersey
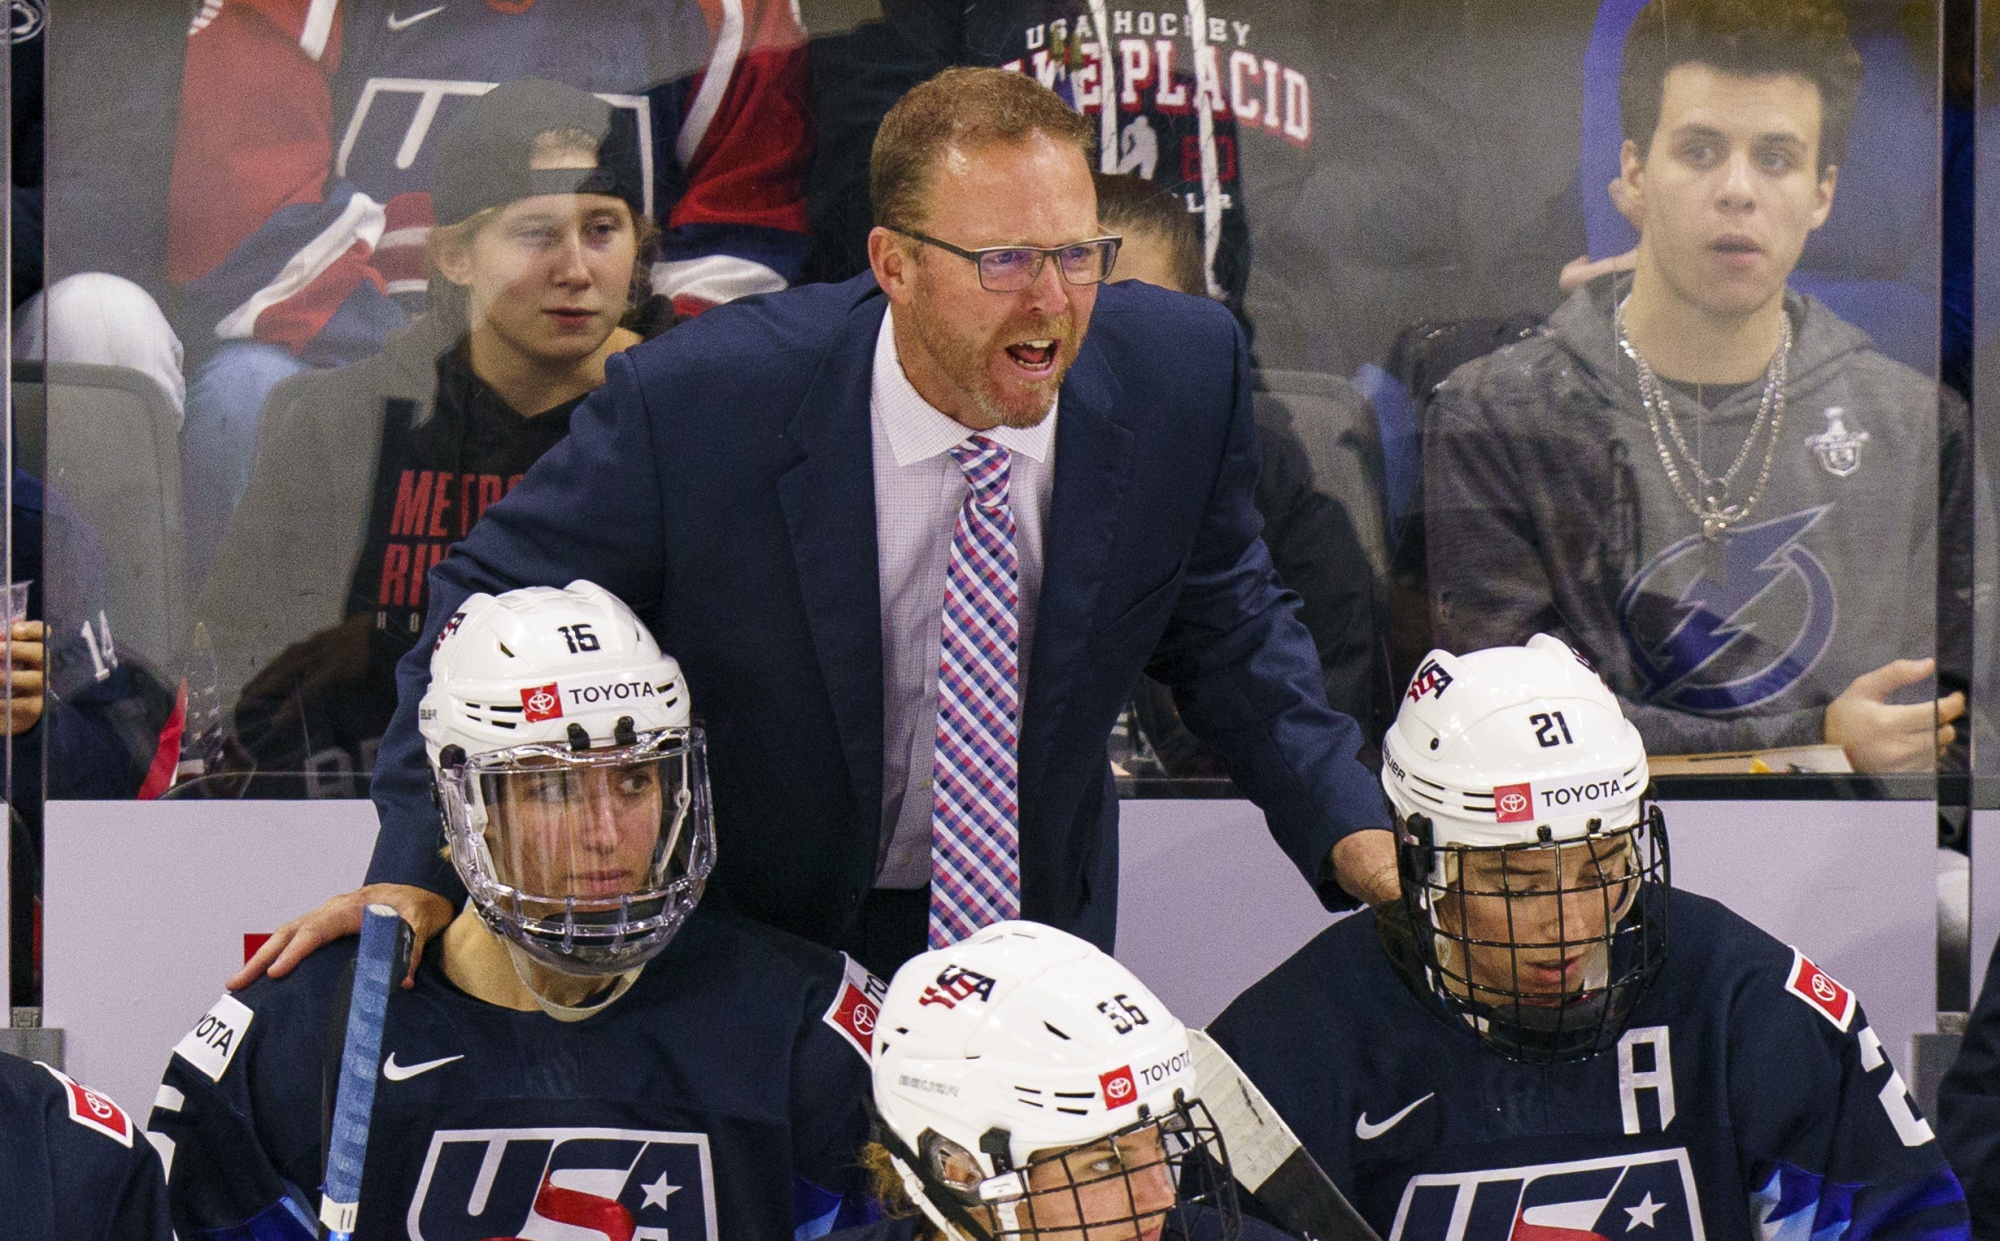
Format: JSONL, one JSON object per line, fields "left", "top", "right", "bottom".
{"left": 405, "top": 1126, "right": 718, "bottom": 1240}
{"left": 1388, "top": 1149, "right": 1705, "bottom": 1241}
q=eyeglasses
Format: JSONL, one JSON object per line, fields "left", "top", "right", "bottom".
{"left": 887, "top": 226, "right": 1123, "bottom": 292}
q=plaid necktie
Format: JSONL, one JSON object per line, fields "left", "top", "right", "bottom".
{"left": 929, "top": 435, "right": 1022, "bottom": 948}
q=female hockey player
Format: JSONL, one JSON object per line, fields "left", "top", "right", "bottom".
{"left": 825, "top": 919, "right": 1288, "bottom": 1241}
{"left": 148, "top": 582, "right": 877, "bottom": 1239}
{"left": 1209, "top": 635, "right": 1970, "bottom": 1241}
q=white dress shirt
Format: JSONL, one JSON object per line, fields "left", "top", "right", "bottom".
{"left": 871, "top": 307, "right": 1058, "bottom": 889}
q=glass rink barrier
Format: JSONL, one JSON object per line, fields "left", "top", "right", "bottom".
{"left": 9, "top": 0, "right": 1982, "bottom": 1174}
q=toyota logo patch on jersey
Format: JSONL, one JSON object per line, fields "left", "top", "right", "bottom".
{"left": 407, "top": 1127, "right": 717, "bottom": 1241}
{"left": 1783, "top": 950, "right": 1856, "bottom": 1032}
{"left": 1389, "top": 1149, "right": 1703, "bottom": 1241}
{"left": 822, "top": 954, "right": 888, "bottom": 1060}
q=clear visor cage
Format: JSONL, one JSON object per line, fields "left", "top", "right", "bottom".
{"left": 1399, "top": 805, "right": 1670, "bottom": 1064}
{"left": 883, "top": 1095, "right": 1238, "bottom": 1241}
{"left": 437, "top": 726, "right": 715, "bottom": 976}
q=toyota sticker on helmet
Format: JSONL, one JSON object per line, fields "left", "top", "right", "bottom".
{"left": 520, "top": 683, "right": 563, "bottom": 722}
{"left": 1493, "top": 784, "right": 1534, "bottom": 823}
{"left": 1100, "top": 1065, "right": 1138, "bottom": 1109}
{"left": 1492, "top": 770, "right": 1631, "bottom": 824}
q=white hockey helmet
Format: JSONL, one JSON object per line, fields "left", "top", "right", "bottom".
{"left": 1383, "top": 633, "right": 1648, "bottom": 847}
{"left": 418, "top": 582, "right": 714, "bottom": 986}
{"left": 420, "top": 580, "right": 691, "bottom": 760}
{"left": 1384, "top": 635, "right": 1668, "bottom": 1063}
{"left": 871, "top": 922, "right": 1237, "bottom": 1240}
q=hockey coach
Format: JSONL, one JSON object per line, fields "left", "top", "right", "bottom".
{"left": 238, "top": 66, "right": 1394, "bottom": 986}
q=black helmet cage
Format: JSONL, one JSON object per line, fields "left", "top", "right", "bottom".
{"left": 440, "top": 727, "right": 717, "bottom": 974}
{"left": 1394, "top": 802, "right": 1670, "bottom": 1064}
{"left": 871, "top": 1093, "right": 1240, "bottom": 1240}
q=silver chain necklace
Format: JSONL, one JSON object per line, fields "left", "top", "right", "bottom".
{"left": 1614, "top": 297, "right": 1792, "bottom": 543}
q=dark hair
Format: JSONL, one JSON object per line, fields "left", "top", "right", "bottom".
{"left": 1619, "top": 0, "right": 1863, "bottom": 172}
{"left": 871, "top": 67, "right": 1093, "bottom": 231}
{"left": 1092, "top": 171, "right": 1204, "bottom": 297}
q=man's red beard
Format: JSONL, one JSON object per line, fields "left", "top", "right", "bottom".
{"left": 912, "top": 304, "right": 1081, "bottom": 428}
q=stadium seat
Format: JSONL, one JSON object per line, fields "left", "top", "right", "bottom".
{"left": 1251, "top": 368, "right": 1390, "bottom": 583}
{"left": 29, "top": 361, "right": 189, "bottom": 670}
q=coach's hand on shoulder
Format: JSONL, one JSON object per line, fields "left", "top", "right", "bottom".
{"left": 1823, "top": 658, "right": 1965, "bottom": 773}
{"left": 228, "top": 883, "right": 455, "bottom": 992}
{"left": 1333, "top": 828, "right": 1401, "bottom": 907}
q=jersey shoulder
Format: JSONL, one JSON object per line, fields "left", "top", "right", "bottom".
{"left": 168, "top": 936, "right": 355, "bottom": 1091}
{"left": 1215, "top": 909, "right": 1391, "bottom": 1028}
{"left": 0, "top": 1050, "right": 143, "bottom": 1153}
{"left": 0, "top": 1050, "right": 162, "bottom": 1238}
{"left": 1659, "top": 890, "right": 1956, "bottom": 1182}
{"left": 1659, "top": 888, "right": 1861, "bottom": 1037}
{"left": 666, "top": 904, "right": 849, "bottom": 993}
{"left": 658, "top": 906, "right": 884, "bottom": 1062}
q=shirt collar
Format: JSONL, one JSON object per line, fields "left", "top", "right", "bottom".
{"left": 873, "top": 306, "right": 1058, "bottom": 468}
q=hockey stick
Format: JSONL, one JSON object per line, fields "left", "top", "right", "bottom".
{"left": 1189, "top": 1029, "right": 1382, "bottom": 1241}
{"left": 318, "top": 905, "right": 413, "bottom": 1241}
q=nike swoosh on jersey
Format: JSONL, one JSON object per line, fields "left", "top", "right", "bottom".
{"left": 382, "top": 1052, "right": 464, "bottom": 1081}
{"left": 1354, "top": 1092, "right": 1435, "bottom": 1140}
{"left": 386, "top": 5, "right": 446, "bottom": 31}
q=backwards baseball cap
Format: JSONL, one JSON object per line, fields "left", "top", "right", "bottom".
{"left": 431, "top": 78, "right": 646, "bottom": 228}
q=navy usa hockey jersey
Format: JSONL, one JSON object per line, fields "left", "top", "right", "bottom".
{"left": 147, "top": 906, "right": 880, "bottom": 1240}
{"left": 168, "top": 0, "right": 812, "bottom": 364}
{"left": 0, "top": 1050, "right": 171, "bottom": 1241}
{"left": 1207, "top": 890, "right": 1969, "bottom": 1241}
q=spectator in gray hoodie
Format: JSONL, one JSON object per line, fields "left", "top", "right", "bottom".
{"left": 1424, "top": 0, "right": 1968, "bottom": 771}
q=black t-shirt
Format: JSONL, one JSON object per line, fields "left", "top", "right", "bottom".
{"left": 347, "top": 342, "right": 581, "bottom": 643}
{"left": 232, "top": 344, "right": 581, "bottom": 785}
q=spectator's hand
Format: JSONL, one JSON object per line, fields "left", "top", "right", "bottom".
{"left": 4, "top": 620, "right": 44, "bottom": 736}
{"left": 1560, "top": 249, "right": 1637, "bottom": 294}
{"left": 229, "top": 883, "right": 454, "bottom": 992}
{"left": 1333, "top": 828, "right": 1401, "bottom": 907}
{"left": 1823, "top": 658, "right": 1966, "bottom": 773}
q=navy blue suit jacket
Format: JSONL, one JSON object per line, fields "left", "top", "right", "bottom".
{"left": 367, "top": 274, "right": 1386, "bottom": 949}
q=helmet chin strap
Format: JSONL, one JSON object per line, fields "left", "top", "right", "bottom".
{"left": 502, "top": 940, "right": 641, "bottom": 1022}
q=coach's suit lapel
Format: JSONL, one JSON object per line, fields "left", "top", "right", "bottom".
{"left": 777, "top": 288, "right": 887, "bottom": 845}
{"left": 1020, "top": 341, "right": 1133, "bottom": 823}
